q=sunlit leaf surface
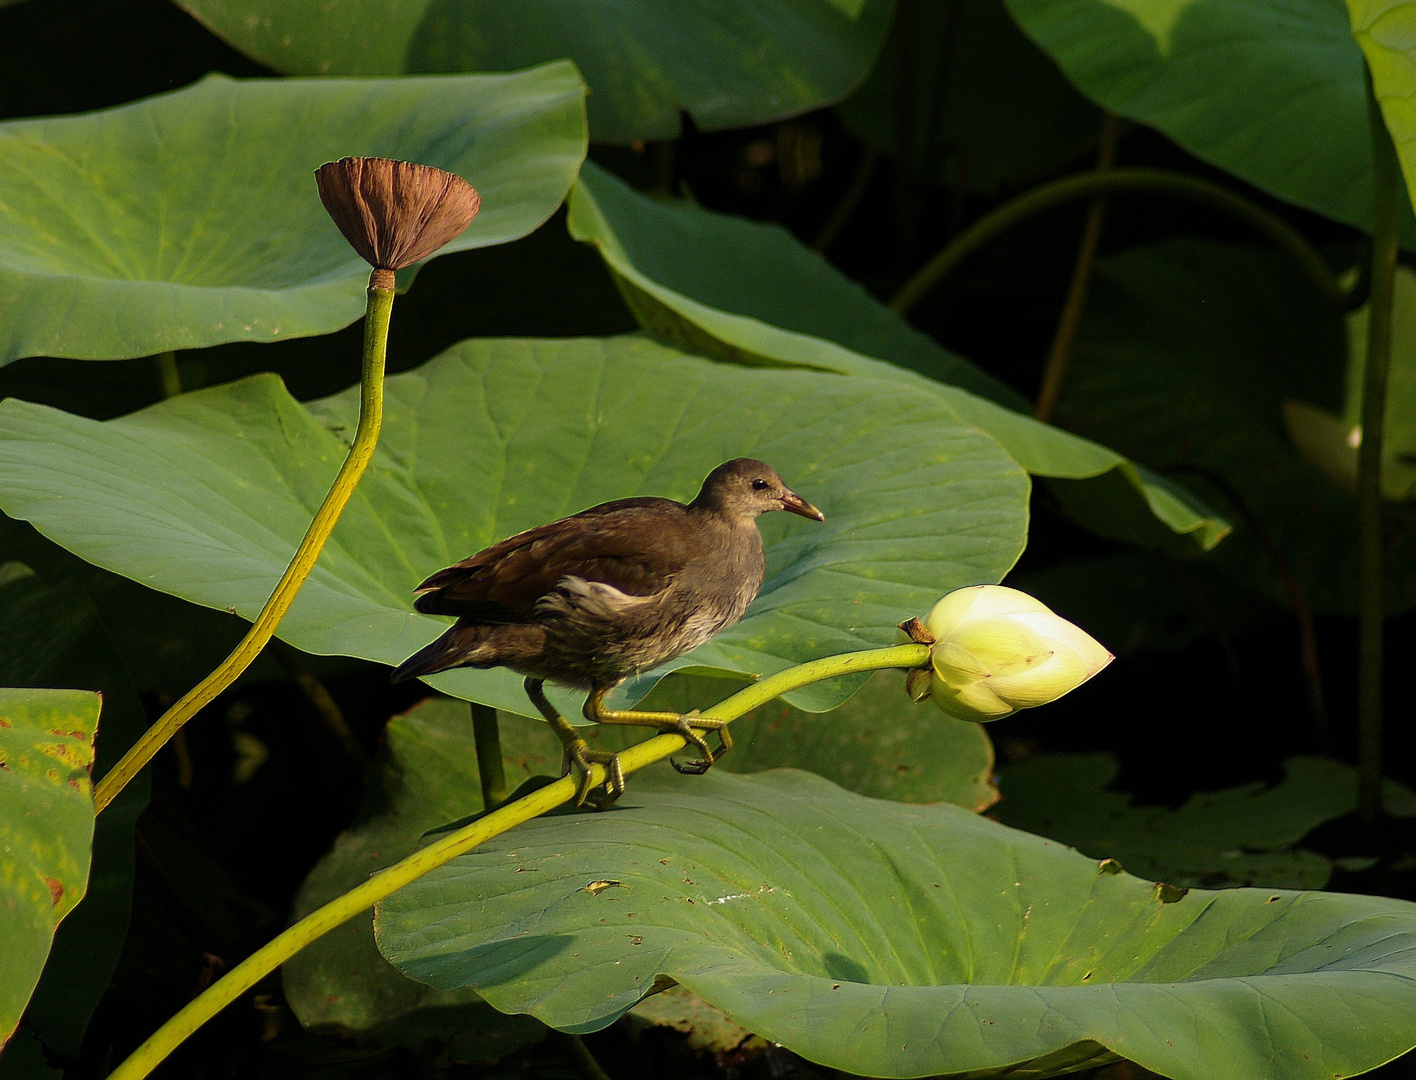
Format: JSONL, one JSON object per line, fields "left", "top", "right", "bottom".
{"left": 376, "top": 768, "right": 1416, "bottom": 1080}
{"left": 0, "top": 65, "right": 586, "bottom": 362}
{"left": 568, "top": 162, "right": 1229, "bottom": 550}
{"left": 0, "top": 335, "right": 1029, "bottom": 716}
{"left": 1004, "top": 0, "right": 1413, "bottom": 237}
{"left": 289, "top": 676, "right": 996, "bottom": 1043}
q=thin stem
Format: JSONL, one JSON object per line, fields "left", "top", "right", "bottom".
{"left": 103, "top": 643, "right": 929, "bottom": 1080}
{"left": 813, "top": 146, "right": 878, "bottom": 254}
{"left": 471, "top": 703, "right": 508, "bottom": 811}
{"left": 93, "top": 279, "right": 395, "bottom": 815}
{"left": 156, "top": 351, "right": 182, "bottom": 399}
{"left": 890, "top": 167, "right": 1354, "bottom": 316}
{"left": 1358, "top": 82, "right": 1401, "bottom": 824}
{"left": 559, "top": 1033, "right": 614, "bottom": 1080}
{"left": 1035, "top": 112, "right": 1119, "bottom": 423}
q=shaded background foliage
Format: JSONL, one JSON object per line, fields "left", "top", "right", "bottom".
{"left": 2, "top": 0, "right": 1416, "bottom": 1078}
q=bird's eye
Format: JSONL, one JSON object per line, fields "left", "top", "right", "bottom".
{"left": 752, "top": 478, "right": 769, "bottom": 491}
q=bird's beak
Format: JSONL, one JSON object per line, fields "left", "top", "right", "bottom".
{"left": 780, "top": 489, "right": 825, "bottom": 521}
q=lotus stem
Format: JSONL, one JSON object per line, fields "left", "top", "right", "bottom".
{"left": 93, "top": 277, "right": 394, "bottom": 815}
{"left": 1358, "top": 81, "right": 1401, "bottom": 824}
{"left": 1035, "top": 112, "right": 1119, "bottom": 424}
{"left": 471, "top": 702, "right": 508, "bottom": 811}
{"left": 889, "top": 167, "right": 1354, "bottom": 316}
{"left": 101, "top": 643, "right": 929, "bottom": 1079}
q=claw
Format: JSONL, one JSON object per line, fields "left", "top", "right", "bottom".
{"left": 667, "top": 711, "right": 732, "bottom": 774}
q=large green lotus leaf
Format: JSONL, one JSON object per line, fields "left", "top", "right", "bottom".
{"left": 997, "top": 753, "right": 1416, "bottom": 891}
{"left": 0, "top": 65, "right": 586, "bottom": 363}
{"left": 0, "top": 334, "right": 1029, "bottom": 717}
{"left": 567, "top": 162, "right": 1229, "bottom": 551}
{"left": 1059, "top": 238, "right": 1416, "bottom": 614}
{"left": 172, "top": 0, "right": 890, "bottom": 144}
{"left": 840, "top": 0, "right": 1101, "bottom": 194}
{"left": 0, "top": 687, "right": 99, "bottom": 1048}
{"left": 1002, "top": 0, "right": 1412, "bottom": 237}
{"left": 0, "top": 565, "right": 149, "bottom": 1056}
{"left": 290, "top": 677, "right": 1002, "bottom": 1048}
{"left": 375, "top": 767, "right": 1416, "bottom": 1080}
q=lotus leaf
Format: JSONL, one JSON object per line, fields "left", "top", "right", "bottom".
{"left": 172, "top": 0, "right": 890, "bottom": 143}
{"left": 0, "top": 64, "right": 586, "bottom": 362}
{"left": 0, "top": 335, "right": 1029, "bottom": 717}
{"left": 376, "top": 768, "right": 1416, "bottom": 1080}
{"left": 0, "top": 687, "right": 99, "bottom": 1046}
{"left": 568, "top": 162, "right": 1229, "bottom": 551}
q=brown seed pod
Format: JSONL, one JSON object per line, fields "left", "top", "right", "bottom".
{"left": 315, "top": 157, "right": 481, "bottom": 275}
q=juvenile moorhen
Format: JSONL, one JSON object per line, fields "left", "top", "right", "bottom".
{"left": 392, "top": 458, "right": 824, "bottom": 806}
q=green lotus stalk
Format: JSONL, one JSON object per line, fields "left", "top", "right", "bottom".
{"left": 93, "top": 157, "right": 481, "bottom": 815}
{"left": 1358, "top": 83, "right": 1401, "bottom": 823}
{"left": 102, "top": 641, "right": 928, "bottom": 1080}
{"left": 889, "top": 167, "right": 1356, "bottom": 316}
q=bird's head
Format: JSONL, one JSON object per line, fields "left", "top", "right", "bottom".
{"left": 691, "top": 458, "right": 825, "bottom": 523}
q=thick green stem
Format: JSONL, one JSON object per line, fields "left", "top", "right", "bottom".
{"left": 890, "top": 167, "right": 1353, "bottom": 316}
{"left": 103, "top": 643, "right": 929, "bottom": 1080}
{"left": 156, "top": 351, "right": 182, "bottom": 399}
{"left": 1358, "top": 85, "right": 1401, "bottom": 824}
{"left": 93, "top": 279, "right": 395, "bottom": 814}
{"left": 471, "top": 703, "right": 508, "bottom": 811}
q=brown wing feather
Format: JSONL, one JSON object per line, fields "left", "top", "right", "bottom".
{"left": 412, "top": 497, "right": 697, "bottom": 622}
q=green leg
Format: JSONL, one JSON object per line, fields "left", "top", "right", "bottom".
{"left": 524, "top": 678, "right": 623, "bottom": 808}
{"left": 583, "top": 688, "right": 732, "bottom": 775}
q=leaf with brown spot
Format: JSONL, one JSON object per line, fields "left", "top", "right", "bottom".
{"left": 0, "top": 687, "right": 99, "bottom": 1045}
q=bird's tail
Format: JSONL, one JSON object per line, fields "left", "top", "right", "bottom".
{"left": 390, "top": 623, "right": 491, "bottom": 683}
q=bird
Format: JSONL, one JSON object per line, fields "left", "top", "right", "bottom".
{"left": 391, "top": 458, "right": 824, "bottom": 807}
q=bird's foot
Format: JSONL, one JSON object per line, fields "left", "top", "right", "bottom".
{"left": 663, "top": 711, "right": 732, "bottom": 775}
{"left": 560, "top": 737, "right": 625, "bottom": 810}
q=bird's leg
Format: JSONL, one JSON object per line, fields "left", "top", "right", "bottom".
{"left": 582, "top": 688, "right": 732, "bottom": 775}
{"left": 524, "top": 678, "right": 623, "bottom": 808}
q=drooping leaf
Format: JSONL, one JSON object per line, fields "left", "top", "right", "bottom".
{"left": 0, "top": 65, "right": 586, "bottom": 362}
{"left": 996, "top": 752, "right": 1416, "bottom": 891}
{"left": 1003, "top": 0, "right": 1416, "bottom": 238}
{"left": 0, "top": 565, "right": 149, "bottom": 1055}
{"left": 171, "top": 0, "right": 891, "bottom": 144}
{"left": 567, "top": 162, "right": 1229, "bottom": 550}
{"left": 375, "top": 767, "right": 1416, "bottom": 1080}
{"left": 1058, "top": 238, "right": 1416, "bottom": 614}
{"left": 840, "top": 0, "right": 1101, "bottom": 194}
{"left": 0, "top": 687, "right": 99, "bottom": 1048}
{"left": 0, "top": 334, "right": 1029, "bottom": 717}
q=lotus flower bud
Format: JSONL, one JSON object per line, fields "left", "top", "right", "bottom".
{"left": 909, "top": 585, "right": 1112, "bottom": 722}
{"left": 315, "top": 157, "right": 480, "bottom": 288}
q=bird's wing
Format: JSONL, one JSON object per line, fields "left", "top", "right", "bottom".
{"left": 411, "top": 498, "right": 698, "bottom": 621}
